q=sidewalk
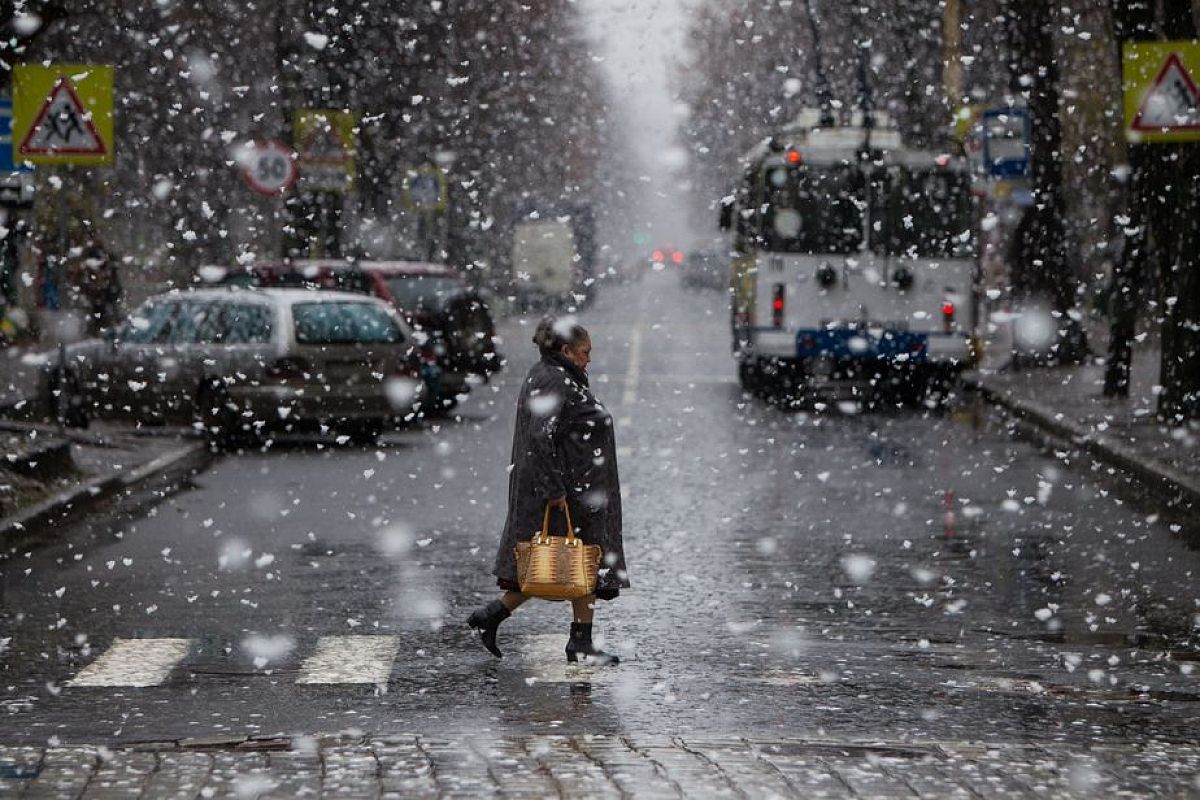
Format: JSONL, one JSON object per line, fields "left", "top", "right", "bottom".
{"left": 1, "top": 734, "right": 1197, "bottom": 797}
{"left": 0, "top": 419, "right": 209, "bottom": 551}
{"left": 965, "top": 331, "right": 1200, "bottom": 511}
{"left": 1, "top": 343, "right": 214, "bottom": 546}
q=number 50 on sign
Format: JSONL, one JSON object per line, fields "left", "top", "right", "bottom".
{"left": 236, "top": 140, "right": 297, "bottom": 196}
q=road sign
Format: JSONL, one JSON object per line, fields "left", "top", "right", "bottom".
{"left": 13, "top": 64, "right": 114, "bottom": 166}
{"left": 404, "top": 165, "right": 446, "bottom": 211}
{"left": 294, "top": 109, "right": 356, "bottom": 192}
{"left": 240, "top": 141, "right": 297, "bottom": 196}
{"left": 0, "top": 100, "right": 32, "bottom": 173}
{"left": 981, "top": 107, "right": 1029, "bottom": 179}
{"left": 1124, "top": 42, "right": 1200, "bottom": 143}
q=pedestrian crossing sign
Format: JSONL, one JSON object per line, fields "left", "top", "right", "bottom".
{"left": 1124, "top": 42, "right": 1200, "bottom": 143}
{"left": 12, "top": 64, "right": 114, "bottom": 165}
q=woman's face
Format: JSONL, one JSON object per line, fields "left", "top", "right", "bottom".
{"left": 562, "top": 335, "right": 592, "bottom": 372}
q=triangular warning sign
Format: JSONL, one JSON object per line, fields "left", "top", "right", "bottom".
{"left": 1132, "top": 52, "right": 1200, "bottom": 131}
{"left": 299, "top": 123, "right": 349, "bottom": 165}
{"left": 18, "top": 77, "right": 107, "bottom": 156}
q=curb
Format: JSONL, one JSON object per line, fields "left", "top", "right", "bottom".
{"left": 0, "top": 441, "right": 212, "bottom": 552}
{"left": 963, "top": 374, "right": 1200, "bottom": 511}
{"left": 3, "top": 437, "right": 72, "bottom": 480}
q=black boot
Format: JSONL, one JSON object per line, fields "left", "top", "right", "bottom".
{"left": 565, "top": 622, "right": 619, "bottom": 665}
{"left": 467, "top": 600, "right": 511, "bottom": 658}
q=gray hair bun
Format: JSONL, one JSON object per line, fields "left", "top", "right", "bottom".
{"left": 533, "top": 315, "right": 588, "bottom": 353}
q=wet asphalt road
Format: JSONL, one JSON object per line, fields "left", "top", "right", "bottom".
{"left": 2, "top": 271, "right": 1200, "bottom": 747}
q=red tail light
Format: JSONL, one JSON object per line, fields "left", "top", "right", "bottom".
{"left": 942, "top": 301, "right": 956, "bottom": 333}
{"left": 771, "top": 284, "right": 785, "bottom": 328}
{"left": 652, "top": 249, "right": 665, "bottom": 263}
{"left": 266, "top": 357, "right": 309, "bottom": 380}
{"left": 671, "top": 250, "right": 684, "bottom": 264}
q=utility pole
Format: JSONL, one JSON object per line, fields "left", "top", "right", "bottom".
{"left": 802, "top": 0, "right": 836, "bottom": 127}
{"left": 942, "top": 0, "right": 963, "bottom": 111}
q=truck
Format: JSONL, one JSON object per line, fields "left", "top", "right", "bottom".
{"left": 509, "top": 205, "right": 597, "bottom": 310}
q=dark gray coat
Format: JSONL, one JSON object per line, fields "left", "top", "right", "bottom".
{"left": 493, "top": 352, "right": 629, "bottom": 596}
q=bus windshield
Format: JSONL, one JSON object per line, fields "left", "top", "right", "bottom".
{"left": 872, "top": 167, "right": 976, "bottom": 258}
{"left": 757, "top": 164, "right": 863, "bottom": 254}
{"left": 752, "top": 162, "right": 975, "bottom": 259}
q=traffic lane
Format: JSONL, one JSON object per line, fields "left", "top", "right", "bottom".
{"left": 611, "top": 274, "right": 1199, "bottom": 650}
{"left": 0, "top": 306, "right": 541, "bottom": 741}
{"left": 0, "top": 314, "right": 531, "bottom": 647}
{"left": 1, "top": 274, "right": 1199, "bottom": 744}
{"left": 594, "top": 274, "right": 1200, "bottom": 722}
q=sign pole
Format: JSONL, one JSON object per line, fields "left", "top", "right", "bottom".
{"left": 53, "top": 168, "right": 66, "bottom": 313}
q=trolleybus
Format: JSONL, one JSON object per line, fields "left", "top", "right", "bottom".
{"left": 720, "top": 109, "right": 979, "bottom": 406}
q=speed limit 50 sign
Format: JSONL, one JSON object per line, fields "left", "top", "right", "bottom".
{"left": 239, "top": 140, "right": 297, "bottom": 196}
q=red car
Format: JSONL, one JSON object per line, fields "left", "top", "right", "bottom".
{"left": 203, "top": 260, "right": 502, "bottom": 410}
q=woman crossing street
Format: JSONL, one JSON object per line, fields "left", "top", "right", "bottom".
{"left": 468, "top": 316, "right": 629, "bottom": 665}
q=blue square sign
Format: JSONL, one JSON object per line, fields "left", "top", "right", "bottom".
{"left": 982, "top": 107, "right": 1029, "bottom": 179}
{"left": 0, "top": 99, "right": 33, "bottom": 173}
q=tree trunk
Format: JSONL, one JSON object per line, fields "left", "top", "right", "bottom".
{"left": 1156, "top": 0, "right": 1200, "bottom": 421}
{"left": 1006, "top": 0, "right": 1087, "bottom": 362}
{"left": 1104, "top": 1, "right": 1156, "bottom": 397}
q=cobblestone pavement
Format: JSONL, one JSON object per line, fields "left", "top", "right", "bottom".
{"left": 2, "top": 735, "right": 1199, "bottom": 798}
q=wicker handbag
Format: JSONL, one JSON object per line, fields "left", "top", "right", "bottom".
{"left": 515, "top": 504, "right": 601, "bottom": 600}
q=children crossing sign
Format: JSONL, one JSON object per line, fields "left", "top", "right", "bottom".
{"left": 1124, "top": 42, "right": 1200, "bottom": 143}
{"left": 13, "top": 64, "right": 114, "bottom": 165}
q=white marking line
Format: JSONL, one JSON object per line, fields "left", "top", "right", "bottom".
{"left": 296, "top": 635, "right": 399, "bottom": 684}
{"left": 595, "top": 373, "right": 738, "bottom": 387}
{"left": 69, "top": 638, "right": 192, "bottom": 687}
{"left": 522, "top": 634, "right": 619, "bottom": 684}
{"left": 622, "top": 327, "right": 642, "bottom": 407}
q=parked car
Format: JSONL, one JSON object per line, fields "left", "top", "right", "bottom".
{"left": 201, "top": 260, "right": 502, "bottom": 411}
{"left": 48, "top": 287, "right": 424, "bottom": 446}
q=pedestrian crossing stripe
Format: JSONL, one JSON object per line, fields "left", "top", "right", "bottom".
{"left": 523, "top": 634, "right": 620, "bottom": 685}
{"left": 296, "top": 636, "right": 400, "bottom": 684}
{"left": 68, "top": 638, "right": 191, "bottom": 687}
{"left": 51, "top": 635, "right": 612, "bottom": 688}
